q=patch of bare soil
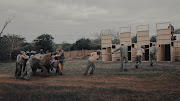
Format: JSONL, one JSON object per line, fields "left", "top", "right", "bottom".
{"left": 0, "top": 73, "right": 179, "bottom": 93}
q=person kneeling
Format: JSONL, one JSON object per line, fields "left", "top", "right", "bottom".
{"left": 20, "top": 54, "right": 41, "bottom": 81}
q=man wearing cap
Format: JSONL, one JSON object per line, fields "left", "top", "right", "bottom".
{"left": 84, "top": 50, "right": 101, "bottom": 75}
{"left": 55, "top": 46, "right": 65, "bottom": 75}
{"left": 149, "top": 44, "right": 158, "bottom": 66}
{"left": 112, "top": 43, "right": 128, "bottom": 71}
{"left": 135, "top": 46, "right": 145, "bottom": 68}
{"left": 16, "top": 51, "right": 29, "bottom": 78}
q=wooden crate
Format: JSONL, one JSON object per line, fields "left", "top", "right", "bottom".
{"left": 137, "top": 25, "right": 150, "bottom": 61}
{"left": 120, "top": 27, "right": 132, "bottom": 61}
{"left": 102, "top": 47, "right": 112, "bottom": 61}
{"left": 156, "top": 22, "right": 171, "bottom": 45}
{"left": 174, "top": 41, "right": 180, "bottom": 61}
{"left": 120, "top": 26, "right": 132, "bottom": 46}
{"left": 111, "top": 44, "right": 120, "bottom": 61}
{"left": 156, "top": 43, "right": 175, "bottom": 62}
{"left": 101, "top": 29, "right": 112, "bottom": 62}
{"left": 101, "top": 29, "right": 112, "bottom": 48}
{"left": 156, "top": 22, "right": 175, "bottom": 62}
{"left": 131, "top": 43, "right": 138, "bottom": 62}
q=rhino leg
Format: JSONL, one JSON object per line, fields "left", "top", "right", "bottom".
{"left": 32, "top": 68, "right": 37, "bottom": 75}
{"left": 41, "top": 65, "right": 48, "bottom": 76}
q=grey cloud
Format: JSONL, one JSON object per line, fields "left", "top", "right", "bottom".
{"left": 0, "top": 0, "right": 180, "bottom": 43}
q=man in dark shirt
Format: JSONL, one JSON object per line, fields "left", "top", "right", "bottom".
{"left": 55, "top": 46, "right": 65, "bottom": 75}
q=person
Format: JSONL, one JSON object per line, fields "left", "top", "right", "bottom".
{"left": 15, "top": 51, "right": 24, "bottom": 77}
{"left": 16, "top": 51, "right": 29, "bottom": 78}
{"left": 112, "top": 42, "right": 128, "bottom": 71}
{"left": 20, "top": 53, "right": 41, "bottom": 81}
{"left": 46, "top": 50, "right": 49, "bottom": 54}
{"left": 84, "top": 50, "right": 101, "bottom": 75}
{"left": 168, "top": 24, "right": 174, "bottom": 36}
{"left": 135, "top": 46, "right": 145, "bottom": 68}
{"left": 55, "top": 46, "right": 65, "bottom": 75}
{"left": 149, "top": 44, "right": 158, "bottom": 66}
{"left": 26, "top": 51, "right": 31, "bottom": 57}
{"left": 40, "top": 49, "right": 44, "bottom": 54}
{"left": 30, "top": 51, "right": 36, "bottom": 55}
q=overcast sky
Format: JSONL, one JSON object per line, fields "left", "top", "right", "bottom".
{"left": 0, "top": 0, "right": 180, "bottom": 43}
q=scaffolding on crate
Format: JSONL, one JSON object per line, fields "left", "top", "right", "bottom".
{"left": 137, "top": 24, "right": 150, "bottom": 61}
{"left": 101, "top": 29, "right": 112, "bottom": 62}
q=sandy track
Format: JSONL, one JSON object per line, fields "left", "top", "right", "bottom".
{"left": 0, "top": 74, "right": 179, "bottom": 93}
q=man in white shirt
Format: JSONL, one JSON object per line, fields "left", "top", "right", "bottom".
{"left": 135, "top": 46, "right": 145, "bottom": 68}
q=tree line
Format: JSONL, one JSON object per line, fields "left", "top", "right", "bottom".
{"left": 0, "top": 19, "right": 179, "bottom": 62}
{"left": 0, "top": 33, "right": 102, "bottom": 62}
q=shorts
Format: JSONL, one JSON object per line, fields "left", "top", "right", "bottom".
{"left": 59, "top": 60, "right": 65, "bottom": 65}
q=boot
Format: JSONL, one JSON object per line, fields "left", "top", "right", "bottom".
{"left": 20, "top": 76, "right": 25, "bottom": 80}
{"left": 59, "top": 72, "right": 63, "bottom": 75}
{"left": 135, "top": 65, "right": 138, "bottom": 68}
{"left": 26, "top": 78, "right": 31, "bottom": 81}
{"left": 150, "top": 63, "right": 153, "bottom": 66}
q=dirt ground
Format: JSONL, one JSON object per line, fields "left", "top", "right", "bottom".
{"left": 0, "top": 60, "right": 180, "bottom": 101}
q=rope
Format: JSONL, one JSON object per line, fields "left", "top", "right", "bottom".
{"left": 55, "top": 48, "right": 150, "bottom": 62}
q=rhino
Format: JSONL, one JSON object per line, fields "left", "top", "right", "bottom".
{"left": 31, "top": 53, "right": 55, "bottom": 76}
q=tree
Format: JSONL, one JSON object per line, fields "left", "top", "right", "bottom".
{"left": 150, "top": 35, "right": 156, "bottom": 42}
{"left": 62, "top": 42, "right": 72, "bottom": 51}
{"left": 111, "top": 29, "right": 120, "bottom": 44}
{"left": 0, "top": 34, "right": 25, "bottom": 62}
{"left": 0, "top": 18, "right": 13, "bottom": 37}
{"left": 132, "top": 35, "right": 137, "bottom": 43}
{"left": 70, "top": 38, "right": 91, "bottom": 50}
{"left": 90, "top": 39, "right": 101, "bottom": 50}
{"left": 92, "top": 29, "right": 120, "bottom": 46}
{"left": 34, "top": 34, "right": 54, "bottom": 52}
{"left": 21, "top": 42, "right": 36, "bottom": 52}
{"left": 175, "top": 28, "right": 180, "bottom": 34}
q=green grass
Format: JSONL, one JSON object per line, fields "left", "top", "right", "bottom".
{"left": 0, "top": 60, "right": 180, "bottom": 101}
{"left": 0, "top": 62, "right": 16, "bottom": 74}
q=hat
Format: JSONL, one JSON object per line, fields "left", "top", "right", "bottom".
{"left": 20, "top": 51, "right": 24, "bottom": 54}
{"left": 31, "top": 51, "right": 36, "bottom": 54}
{"left": 26, "top": 51, "right": 30, "bottom": 54}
